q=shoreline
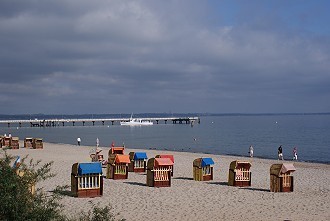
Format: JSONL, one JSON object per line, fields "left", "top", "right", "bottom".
{"left": 3, "top": 142, "right": 330, "bottom": 220}
{"left": 1, "top": 113, "right": 329, "bottom": 165}
{"left": 49, "top": 141, "right": 330, "bottom": 165}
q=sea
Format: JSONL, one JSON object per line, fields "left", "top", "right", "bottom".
{"left": 1, "top": 113, "right": 329, "bottom": 164}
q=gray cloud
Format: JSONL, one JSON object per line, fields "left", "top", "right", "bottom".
{"left": 0, "top": 0, "right": 329, "bottom": 114}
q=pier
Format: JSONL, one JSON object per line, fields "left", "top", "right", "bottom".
{"left": 0, "top": 117, "right": 200, "bottom": 127}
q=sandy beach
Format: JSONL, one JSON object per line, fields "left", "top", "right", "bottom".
{"left": 4, "top": 142, "right": 330, "bottom": 221}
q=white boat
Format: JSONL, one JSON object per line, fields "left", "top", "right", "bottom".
{"left": 120, "top": 115, "right": 153, "bottom": 126}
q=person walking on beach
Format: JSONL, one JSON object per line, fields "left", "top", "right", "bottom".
{"left": 96, "top": 137, "right": 99, "bottom": 147}
{"left": 249, "top": 145, "right": 254, "bottom": 158}
{"left": 77, "top": 137, "right": 81, "bottom": 146}
{"left": 293, "top": 146, "right": 298, "bottom": 161}
{"left": 278, "top": 145, "right": 283, "bottom": 160}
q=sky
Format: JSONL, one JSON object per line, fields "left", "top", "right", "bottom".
{"left": 0, "top": 0, "right": 330, "bottom": 114}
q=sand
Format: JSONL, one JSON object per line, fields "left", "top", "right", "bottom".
{"left": 4, "top": 142, "right": 330, "bottom": 221}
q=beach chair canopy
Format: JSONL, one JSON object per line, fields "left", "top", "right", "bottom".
{"left": 12, "top": 156, "right": 21, "bottom": 169}
{"left": 115, "top": 155, "right": 131, "bottom": 164}
{"left": 111, "top": 147, "right": 125, "bottom": 154}
{"left": 157, "top": 154, "right": 174, "bottom": 163}
{"left": 78, "top": 162, "right": 102, "bottom": 175}
{"left": 237, "top": 161, "right": 251, "bottom": 169}
{"left": 270, "top": 163, "right": 296, "bottom": 176}
{"left": 25, "top": 138, "right": 33, "bottom": 140}
{"left": 230, "top": 161, "right": 251, "bottom": 170}
{"left": 155, "top": 158, "right": 174, "bottom": 166}
{"left": 12, "top": 137, "right": 19, "bottom": 141}
{"left": 281, "top": 163, "right": 296, "bottom": 174}
{"left": 201, "top": 158, "right": 214, "bottom": 167}
{"left": 134, "top": 152, "right": 148, "bottom": 160}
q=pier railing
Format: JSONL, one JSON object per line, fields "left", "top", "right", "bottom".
{"left": 0, "top": 117, "right": 200, "bottom": 127}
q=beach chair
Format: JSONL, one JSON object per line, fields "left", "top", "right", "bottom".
{"left": 13, "top": 156, "right": 36, "bottom": 195}
{"left": 71, "top": 162, "right": 103, "bottom": 198}
{"left": 270, "top": 163, "right": 296, "bottom": 192}
{"left": 155, "top": 154, "right": 174, "bottom": 176}
{"left": 24, "top": 138, "right": 33, "bottom": 148}
{"left": 106, "top": 154, "right": 130, "bottom": 179}
{"left": 128, "top": 152, "right": 148, "bottom": 172}
{"left": 147, "top": 158, "right": 173, "bottom": 187}
{"left": 110, "top": 147, "right": 125, "bottom": 155}
{"left": 32, "top": 138, "right": 43, "bottom": 149}
{"left": 193, "top": 158, "right": 215, "bottom": 181}
{"left": 0, "top": 136, "right": 3, "bottom": 148}
{"left": 10, "top": 137, "right": 20, "bottom": 149}
{"left": 90, "top": 148, "right": 107, "bottom": 168}
{"left": 15, "top": 170, "right": 36, "bottom": 195}
{"left": 3, "top": 136, "right": 11, "bottom": 147}
{"left": 228, "top": 161, "right": 252, "bottom": 187}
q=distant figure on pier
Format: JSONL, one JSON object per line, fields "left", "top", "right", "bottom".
{"left": 249, "top": 145, "right": 254, "bottom": 158}
{"left": 8, "top": 133, "right": 12, "bottom": 137}
{"left": 292, "top": 147, "right": 298, "bottom": 161}
{"left": 278, "top": 145, "right": 283, "bottom": 160}
{"left": 96, "top": 137, "right": 99, "bottom": 147}
{"left": 111, "top": 141, "right": 115, "bottom": 147}
{"left": 77, "top": 137, "right": 81, "bottom": 146}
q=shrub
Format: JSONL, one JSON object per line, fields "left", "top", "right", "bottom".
{"left": 0, "top": 151, "right": 65, "bottom": 221}
{"left": 0, "top": 150, "right": 125, "bottom": 221}
{"left": 74, "top": 202, "right": 125, "bottom": 221}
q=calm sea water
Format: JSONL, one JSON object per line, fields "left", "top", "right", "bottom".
{"left": 1, "top": 114, "right": 329, "bottom": 164}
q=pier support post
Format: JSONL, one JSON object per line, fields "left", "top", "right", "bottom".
{"left": 0, "top": 116, "right": 199, "bottom": 128}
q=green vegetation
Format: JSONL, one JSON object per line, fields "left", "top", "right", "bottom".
{"left": 76, "top": 202, "right": 124, "bottom": 221}
{"left": 0, "top": 150, "right": 125, "bottom": 221}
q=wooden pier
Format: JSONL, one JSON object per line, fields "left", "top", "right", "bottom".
{"left": 0, "top": 117, "right": 200, "bottom": 127}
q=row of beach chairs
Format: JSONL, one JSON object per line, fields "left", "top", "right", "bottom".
{"left": 0, "top": 136, "right": 43, "bottom": 149}
{"left": 71, "top": 147, "right": 296, "bottom": 198}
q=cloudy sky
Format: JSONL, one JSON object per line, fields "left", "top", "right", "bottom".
{"left": 1, "top": 0, "right": 329, "bottom": 114}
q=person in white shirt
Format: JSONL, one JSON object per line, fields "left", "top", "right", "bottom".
{"left": 77, "top": 137, "right": 81, "bottom": 146}
{"left": 96, "top": 137, "right": 99, "bottom": 147}
{"left": 249, "top": 145, "right": 254, "bottom": 158}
